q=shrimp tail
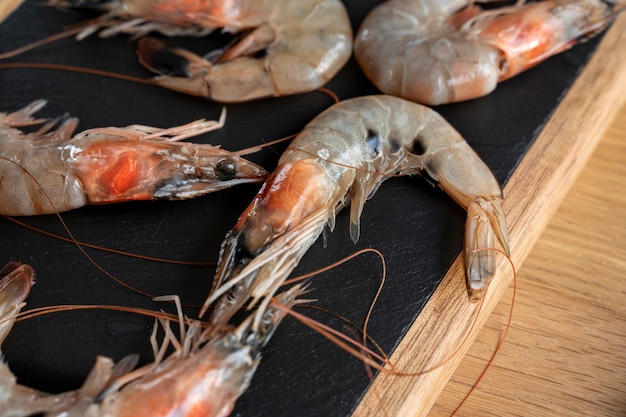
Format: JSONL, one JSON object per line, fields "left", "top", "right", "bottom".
{"left": 137, "top": 37, "right": 214, "bottom": 99}
{"left": 0, "top": 262, "right": 53, "bottom": 416}
{"left": 0, "top": 262, "right": 35, "bottom": 345}
{"left": 137, "top": 36, "right": 280, "bottom": 102}
{"left": 465, "top": 197, "right": 510, "bottom": 301}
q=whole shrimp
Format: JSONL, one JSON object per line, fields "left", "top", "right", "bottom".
{"left": 48, "top": 0, "right": 353, "bottom": 102}
{"left": 354, "top": 0, "right": 626, "bottom": 105}
{"left": 0, "top": 100, "right": 268, "bottom": 216}
{"left": 202, "top": 95, "right": 510, "bottom": 332}
{"left": 0, "top": 281, "right": 305, "bottom": 417}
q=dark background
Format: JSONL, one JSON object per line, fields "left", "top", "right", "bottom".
{"left": 0, "top": 1, "right": 601, "bottom": 415}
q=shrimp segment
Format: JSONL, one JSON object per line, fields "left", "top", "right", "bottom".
{"left": 49, "top": 0, "right": 353, "bottom": 102}
{"left": 0, "top": 100, "right": 268, "bottom": 216}
{"left": 355, "top": 0, "right": 626, "bottom": 105}
{"left": 203, "top": 95, "right": 509, "bottom": 329}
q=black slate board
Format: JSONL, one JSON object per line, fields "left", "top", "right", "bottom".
{"left": 0, "top": 1, "right": 601, "bottom": 416}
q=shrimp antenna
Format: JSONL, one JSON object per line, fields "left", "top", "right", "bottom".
{"left": 281, "top": 248, "right": 395, "bottom": 373}
{"left": 0, "top": 61, "right": 156, "bottom": 85}
{"left": 15, "top": 303, "right": 181, "bottom": 324}
{"left": 274, "top": 300, "right": 395, "bottom": 372}
{"left": 2, "top": 215, "right": 215, "bottom": 266}
{"left": 0, "top": 25, "right": 86, "bottom": 59}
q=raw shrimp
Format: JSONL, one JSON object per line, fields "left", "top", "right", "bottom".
{"left": 202, "top": 95, "right": 510, "bottom": 332}
{"left": 354, "top": 0, "right": 626, "bottom": 105}
{"left": 48, "top": 0, "right": 353, "bottom": 102}
{"left": 0, "top": 283, "right": 305, "bottom": 417}
{"left": 0, "top": 100, "right": 268, "bottom": 216}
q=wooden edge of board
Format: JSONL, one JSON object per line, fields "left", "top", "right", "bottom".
{"left": 352, "top": 12, "right": 626, "bottom": 417}
{"left": 0, "top": 0, "right": 22, "bottom": 23}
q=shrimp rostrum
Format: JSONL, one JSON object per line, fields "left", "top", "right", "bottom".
{"left": 48, "top": 0, "right": 353, "bottom": 102}
{"left": 355, "top": 0, "right": 626, "bottom": 105}
{"left": 202, "top": 95, "right": 510, "bottom": 331}
{"left": 0, "top": 100, "right": 267, "bottom": 216}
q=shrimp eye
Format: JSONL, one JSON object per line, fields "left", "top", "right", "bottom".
{"left": 411, "top": 136, "right": 426, "bottom": 155}
{"left": 217, "top": 159, "right": 237, "bottom": 179}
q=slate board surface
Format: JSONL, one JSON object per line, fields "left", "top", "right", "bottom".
{"left": 0, "top": 1, "right": 601, "bottom": 416}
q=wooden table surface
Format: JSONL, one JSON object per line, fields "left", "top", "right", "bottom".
{"left": 2, "top": 3, "right": 625, "bottom": 417}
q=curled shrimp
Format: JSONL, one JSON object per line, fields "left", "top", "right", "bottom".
{"left": 47, "top": 0, "right": 353, "bottom": 102}
{"left": 0, "top": 282, "right": 305, "bottom": 417}
{"left": 201, "top": 95, "right": 510, "bottom": 332}
{"left": 354, "top": 0, "right": 626, "bottom": 105}
{"left": 0, "top": 100, "right": 268, "bottom": 216}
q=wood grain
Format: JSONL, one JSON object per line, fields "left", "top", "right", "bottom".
{"left": 353, "top": 11, "right": 626, "bottom": 417}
